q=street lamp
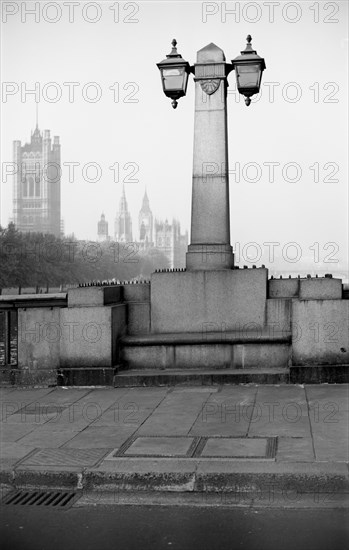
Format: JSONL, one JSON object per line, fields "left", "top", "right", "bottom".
{"left": 156, "top": 39, "right": 191, "bottom": 109}
{"left": 157, "top": 35, "right": 266, "bottom": 107}
{"left": 156, "top": 38, "right": 267, "bottom": 270}
{"left": 231, "top": 35, "right": 266, "bottom": 106}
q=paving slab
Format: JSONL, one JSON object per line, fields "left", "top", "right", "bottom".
{"left": 189, "top": 390, "right": 254, "bottom": 437}
{"left": 15, "top": 427, "right": 80, "bottom": 448}
{"left": 310, "top": 410, "right": 348, "bottom": 461}
{"left": 2, "top": 404, "right": 70, "bottom": 425}
{"left": 248, "top": 385, "right": 311, "bottom": 438}
{"left": 136, "top": 390, "right": 212, "bottom": 436}
{"left": 42, "top": 389, "right": 122, "bottom": 429}
{"left": 63, "top": 426, "right": 137, "bottom": 449}
{"left": 90, "top": 406, "right": 153, "bottom": 428}
{"left": 276, "top": 437, "right": 315, "bottom": 462}
{"left": 0, "top": 442, "right": 35, "bottom": 461}
{"left": 0, "top": 388, "right": 55, "bottom": 421}
{"left": 90, "top": 388, "right": 167, "bottom": 427}
{"left": 305, "top": 385, "right": 349, "bottom": 404}
{"left": 0, "top": 423, "right": 38, "bottom": 442}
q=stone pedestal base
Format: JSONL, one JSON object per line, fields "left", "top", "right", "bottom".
{"left": 150, "top": 268, "right": 268, "bottom": 334}
{"left": 186, "top": 244, "right": 234, "bottom": 270}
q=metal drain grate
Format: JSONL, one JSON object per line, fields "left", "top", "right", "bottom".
{"left": 1, "top": 490, "right": 80, "bottom": 509}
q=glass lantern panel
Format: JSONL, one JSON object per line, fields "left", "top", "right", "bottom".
{"left": 162, "top": 67, "right": 185, "bottom": 91}
{"left": 236, "top": 64, "right": 260, "bottom": 89}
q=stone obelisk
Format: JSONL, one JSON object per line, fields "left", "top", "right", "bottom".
{"left": 186, "top": 43, "right": 234, "bottom": 271}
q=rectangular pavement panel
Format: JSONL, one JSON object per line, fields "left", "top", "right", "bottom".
{"left": 122, "top": 436, "right": 196, "bottom": 457}
{"left": 201, "top": 437, "right": 270, "bottom": 458}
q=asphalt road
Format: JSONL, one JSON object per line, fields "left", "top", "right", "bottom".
{"left": 1, "top": 503, "right": 348, "bottom": 550}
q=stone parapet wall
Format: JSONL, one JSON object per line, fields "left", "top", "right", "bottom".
{"left": 1, "top": 276, "right": 348, "bottom": 385}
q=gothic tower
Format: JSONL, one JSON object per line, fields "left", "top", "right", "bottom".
{"left": 114, "top": 185, "right": 132, "bottom": 242}
{"left": 138, "top": 188, "right": 153, "bottom": 246}
{"left": 97, "top": 213, "right": 109, "bottom": 242}
{"left": 13, "top": 123, "right": 61, "bottom": 237}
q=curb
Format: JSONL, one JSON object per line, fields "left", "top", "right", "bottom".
{"left": 2, "top": 460, "right": 349, "bottom": 496}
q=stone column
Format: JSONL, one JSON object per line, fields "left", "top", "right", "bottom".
{"left": 186, "top": 43, "right": 234, "bottom": 271}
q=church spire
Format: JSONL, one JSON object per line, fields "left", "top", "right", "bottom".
{"left": 119, "top": 184, "right": 128, "bottom": 212}
{"left": 140, "top": 187, "right": 151, "bottom": 213}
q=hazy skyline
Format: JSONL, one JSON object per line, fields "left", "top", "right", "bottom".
{"left": 1, "top": 1, "right": 348, "bottom": 275}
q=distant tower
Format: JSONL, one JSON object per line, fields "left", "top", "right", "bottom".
{"left": 154, "top": 218, "right": 188, "bottom": 268}
{"left": 13, "top": 120, "right": 61, "bottom": 237}
{"left": 138, "top": 188, "right": 153, "bottom": 246}
{"left": 114, "top": 185, "right": 132, "bottom": 242}
{"left": 97, "top": 213, "right": 109, "bottom": 242}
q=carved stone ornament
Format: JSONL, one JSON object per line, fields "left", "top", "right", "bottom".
{"left": 200, "top": 79, "right": 220, "bottom": 95}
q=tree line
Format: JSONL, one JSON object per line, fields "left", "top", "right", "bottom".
{"left": 0, "top": 223, "right": 170, "bottom": 288}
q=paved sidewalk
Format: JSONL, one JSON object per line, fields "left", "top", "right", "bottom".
{"left": 1, "top": 384, "right": 348, "bottom": 504}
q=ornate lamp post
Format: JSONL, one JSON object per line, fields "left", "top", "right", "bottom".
{"left": 157, "top": 35, "right": 266, "bottom": 108}
{"left": 157, "top": 37, "right": 266, "bottom": 270}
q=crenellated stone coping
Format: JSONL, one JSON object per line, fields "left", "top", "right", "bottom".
{"left": 154, "top": 265, "right": 267, "bottom": 272}
{"left": 121, "top": 329, "right": 292, "bottom": 347}
{"left": 270, "top": 274, "right": 334, "bottom": 279}
{"left": 78, "top": 280, "right": 150, "bottom": 286}
{"left": 268, "top": 275, "right": 342, "bottom": 300}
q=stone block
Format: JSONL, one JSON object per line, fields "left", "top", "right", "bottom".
{"left": 122, "top": 284, "right": 150, "bottom": 303}
{"left": 67, "top": 286, "right": 122, "bottom": 307}
{"left": 112, "top": 303, "right": 127, "bottom": 364}
{"left": 299, "top": 278, "right": 342, "bottom": 300}
{"left": 174, "top": 344, "right": 232, "bottom": 369}
{"left": 60, "top": 304, "right": 126, "bottom": 368}
{"left": 150, "top": 268, "right": 268, "bottom": 334}
{"left": 122, "top": 345, "right": 169, "bottom": 370}
{"left": 127, "top": 302, "right": 150, "bottom": 335}
{"left": 122, "top": 342, "right": 290, "bottom": 370}
{"left": 268, "top": 278, "right": 299, "bottom": 298}
{"left": 292, "top": 300, "right": 349, "bottom": 365}
{"left": 18, "top": 307, "right": 61, "bottom": 370}
{"left": 266, "top": 299, "right": 292, "bottom": 334}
